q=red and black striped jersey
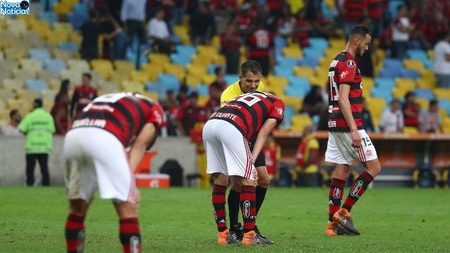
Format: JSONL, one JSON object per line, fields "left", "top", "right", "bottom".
{"left": 247, "top": 27, "right": 274, "bottom": 58}
{"left": 327, "top": 52, "right": 363, "bottom": 132}
{"left": 343, "top": 0, "right": 364, "bottom": 23}
{"left": 209, "top": 91, "right": 284, "bottom": 142}
{"left": 71, "top": 85, "right": 98, "bottom": 117}
{"left": 364, "top": 0, "right": 382, "bottom": 18}
{"left": 71, "top": 92, "right": 164, "bottom": 147}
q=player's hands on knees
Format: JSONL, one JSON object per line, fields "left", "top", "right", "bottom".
{"left": 350, "top": 130, "right": 361, "bottom": 148}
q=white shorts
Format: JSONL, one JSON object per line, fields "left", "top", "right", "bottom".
{"left": 63, "top": 127, "right": 137, "bottom": 203}
{"left": 325, "top": 129, "right": 378, "bottom": 165}
{"left": 202, "top": 119, "right": 257, "bottom": 180}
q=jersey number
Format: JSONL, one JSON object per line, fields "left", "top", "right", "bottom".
{"left": 328, "top": 71, "right": 339, "bottom": 101}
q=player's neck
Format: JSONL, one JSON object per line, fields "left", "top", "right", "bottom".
{"left": 343, "top": 44, "right": 356, "bottom": 58}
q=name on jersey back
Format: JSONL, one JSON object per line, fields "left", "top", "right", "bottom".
{"left": 73, "top": 118, "right": 107, "bottom": 128}
{"left": 211, "top": 112, "right": 237, "bottom": 121}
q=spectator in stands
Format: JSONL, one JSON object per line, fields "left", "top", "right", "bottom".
{"left": 341, "top": 0, "right": 365, "bottom": 38}
{"left": 391, "top": 5, "right": 415, "bottom": 60}
{"left": 99, "top": 8, "right": 129, "bottom": 60}
{"left": 312, "top": 9, "right": 336, "bottom": 39}
{"left": 357, "top": 17, "right": 376, "bottom": 77}
{"left": 146, "top": 0, "right": 176, "bottom": 33}
{"left": 80, "top": 10, "right": 104, "bottom": 61}
{"left": 246, "top": 15, "right": 275, "bottom": 77}
{"left": 293, "top": 8, "right": 312, "bottom": 48}
{"left": 295, "top": 124, "right": 320, "bottom": 187}
{"left": 433, "top": 31, "right": 450, "bottom": 88}
{"left": 419, "top": 99, "right": 443, "bottom": 133}
{"left": 210, "top": 0, "right": 238, "bottom": 35}
{"left": 277, "top": 4, "right": 295, "bottom": 39}
{"left": 1, "top": 109, "right": 22, "bottom": 136}
{"left": 147, "top": 7, "right": 175, "bottom": 55}
{"left": 204, "top": 82, "right": 222, "bottom": 118}
{"left": 160, "top": 90, "right": 182, "bottom": 137}
{"left": 220, "top": 25, "right": 241, "bottom": 75}
{"left": 234, "top": 3, "right": 255, "bottom": 43}
{"left": 379, "top": 99, "right": 404, "bottom": 133}
{"left": 300, "top": 85, "right": 326, "bottom": 119}
{"left": 208, "top": 66, "right": 227, "bottom": 93}
{"left": 176, "top": 91, "right": 206, "bottom": 136}
{"left": 189, "top": 1, "right": 215, "bottom": 45}
{"left": 177, "top": 84, "right": 189, "bottom": 107}
{"left": 19, "top": 98, "right": 55, "bottom": 186}
{"left": 403, "top": 91, "right": 421, "bottom": 129}
{"left": 364, "top": 0, "right": 383, "bottom": 39}
{"left": 120, "top": 0, "right": 147, "bottom": 44}
{"left": 51, "top": 79, "right": 71, "bottom": 135}
{"left": 362, "top": 98, "right": 375, "bottom": 132}
{"left": 262, "top": 133, "right": 280, "bottom": 185}
{"left": 71, "top": 73, "right": 98, "bottom": 119}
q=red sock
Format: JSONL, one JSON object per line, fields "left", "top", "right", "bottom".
{"left": 328, "top": 178, "right": 345, "bottom": 222}
{"left": 65, "top": 213, "right": 85, "bottom": 253}
{"left": 212, "top": 185, "right": 227, "bottom": 232}
{"left": 240, "top": 185, "right": 256, "bottom": 233}
{"left": 343, "top": 171, "right": 374, "bottom": 212}
{"left": 119, "top": 218, "right": 141, "bottom": 253}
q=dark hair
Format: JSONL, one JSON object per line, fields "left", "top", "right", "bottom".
{"left": 179, "top": 84, "right": 188, "bottom": 93}
{"left": 437, "top": 31, "right": 449, "bottom": 41}
{"left": 34, "top": 98, "right": 43, "bottom": 108}
{"left": 429, "top": 99, "right": 438, "bottom": 107}
{"left": 240, "top": 59, "right": 262, "bottom": 76}
{"left": 349, "top": 25, "right": 371, "bottom": 39}
{"left": 60, "top": 79, "right": 70, "bottom": 92}
{"left": 189, "top": 91, "right": 199, "bottom": 99}
{"left": 88, "top": 10, "right": 97, "bottom": 19}
{"left": 214, "top": 66, "right": 223, "bottom": 76}
{"left": 83, "top": 72, "right": 92, "bottom": 80}
{"left": 210, "top": 82, "right": 222, "bottom": 91}
{"left": 9, "top": 109, "right": 19, "bottom": 120}
{"left": 404, "top": 91, "right": 415, "bottom": 100}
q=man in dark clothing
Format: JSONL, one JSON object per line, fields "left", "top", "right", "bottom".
{"left": 80, "top": 10, "right": 103, "bottom": 61}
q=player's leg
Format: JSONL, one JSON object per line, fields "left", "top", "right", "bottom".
{"left": 254, "top": 163, "right": 273, "bottom": 244}
{"left": 113, "top": 200, "right": 141, "bottom": 253}
{"left": 66, "top": 198, "right": 90, "bottom": 253}
{"left": 227, "top": 181, "right": 242, "bottom": 242}
{"left": 238, "top": 176, "right": 259, "bottom": 245}
{"left": 25, "top": 154, "right": 36, "bottom": 186}
{"left": 203, "top": 120, "right": 230, "bottom": 244}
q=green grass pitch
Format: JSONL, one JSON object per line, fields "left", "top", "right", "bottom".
{"left": 0, "top": 187, "right": 449, "bottom": 252}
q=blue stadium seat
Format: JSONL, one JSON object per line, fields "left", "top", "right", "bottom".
{"left": 298, "top": 57, "right": 319, "bottom": 68}
{"left": 371, "top": 87, "right": 393, "bottom": 102}
{"left": 157, "top": 73, "right": 180, "bottom": 91}
{"left": 414, "top": 88, "right": 434, "bottom": 100}
{"left": 423, "top": 59, "right": 433, "bottom": 69}
{"left": 276, "top": 55, "right": 297, "bottom": 68}
{"left": 196, "top": 84, "right": 209, "bottom": 96}
{"left": 284, "top": 85, "right": 308, "bottom": 98}
{"left": 25, "top": 79, "right": 49, "bottom": 94}
{"left": 58, "top": 42, "right": 78, "bottom": 53}
{"left": 302, "top": 47, "right": 325, "bottom": 59}
{"left": 274, "top": 65, "right": 293, "bottom": 77}
{"left": 67, "top": 12, "right": 88, "bottom": 30}
{"left": 401, "top": 69, "right": 421, "bottom": 80}
{"left": 39, "top": 0, "right": 58, "bottom": 11}
{"left": 73, "top": 2, "right": 89, "bottom": 15}
{"left": 288, "top": 76, "right": 310, "bottom": 88}
{"left": 44, "top": 59, "right": 66, "bottom": 76}
{"left": 175, "top": 45, "right": 197, "bottom": 57}
{"left": 308, "top": 37, "right": 329, "bottom": 50}
{"left": 145, "top": 81, "right": 167, "bottom": 96}
{"left": 170, "top": 53, "right": 191, "bottom": 66}
{"left": 37, "top": 11, "right": 58, "bottom": 26}
{"left": 208, "top": 64, "right": 224, "bottom": 74}
{"left": 274, "top": 36, "right": 287, "bottom": 56}
{"left": 29, "top": 48, "right": 51, "bottom": 62}
{"left": 383, "top": 58, "right": 403, "bottom": 69}
{"left": 406, "top": 49, "right": 428, "bottom": 61}
{"left": 374, "top": 77, "right": 396, "bottom": 89}
{"left": 438, "top": 98, "right": 450, "bottom": 115}
{"left": 280, "top": 105, "right": 295, "bottom": 130}
{"left": 379, "top": 68, "right": 402, "bottom": 78}
{"left": 224, "top": 74, "right": 237, "bottom": 85}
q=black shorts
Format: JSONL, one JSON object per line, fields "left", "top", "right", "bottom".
{"left": 252, "top": 147, "right": 266, "bottom": 167}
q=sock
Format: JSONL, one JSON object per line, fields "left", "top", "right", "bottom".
{"left": 212, "top": 185, "right": 227, "bottom": 232}
{"left": 65, "top": 213, "right": 85, "bottom": 253}
{"left": 240, "top": 185, "right": 256, "bottom": 233}
{"left": 119, "top": 218, "right": 141, "bottom": 253}
{"left": 255, "top": 186, "right": 268, "bottom": 216}
{"left": 343, "top": 171, "right": 374, "bottom": 212}
{"left": 328, "top": 178, "right": 345, "bottom": 222}
{"left": 227, "top": 189, "right": 240, "bottom": 228}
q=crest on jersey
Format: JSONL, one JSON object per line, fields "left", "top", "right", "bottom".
{"left": 275, "top": 106, "right": 283, "bottom": 116}
{"left": 340, "top": 71, "right": 348, "bottom": 79}
{"left": 347, "top": 60, "right": 356, "bottom": 68}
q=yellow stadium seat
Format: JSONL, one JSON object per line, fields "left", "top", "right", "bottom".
{"left": 67, "top": 59, "right": 90, "bottom": 72}
{"left": 290, "top": 114, "right": 313, "bottom": 131}
{"left": 109, "top": 71, "right": 130, "bottom": 84}
{"left": 427, "top": 50, "right": 434, "bottom": 60}
{"left": 4, "top": 48, "right": 26, "bottom": 60}
{"left": 324, "top": 48, "right": 341, "bottom": 58}
{"left": 52, "top": 48, "right": 75, "bottom": 61}
{"left": 52, "top": 2, "right": 73, "bottom": 19}
{"left": 202, "top": 74, "right": 216, "bottom": 85}
{"left": 281, "top": 95, "right": 303, "bottom": 112}
{"left": 2, "top": 78, "right": 25, "bottom": 91}
{"left": 415, "top": 78, "right": 436, "bottom": 89}
{"left": 191, "top": 54, "right": 213, "bottom": 65}
{"left": 20, "top": 59, "right": 43, "bottom": 74}
{"left": 267, "top": 75, "right": 289, "bottom": 87}
{"left": 60, "top": 69, "right": 83, "bottom": 85}
{"left": 6, "top": 19, "right": 27, "bottom": 37}
{"left": 443, "top": 118, "right": 450, "bottom": 133}
{"left": 29, "top": 20, "right": 50, "bottom": 38}
{"left": 148, "top": 53, "right": 170, "bottom": 65}
{"left": 186, "top": 64, "right": 208, "bottom": 77}
{"left": 395, "top": 78, "right": 415, "bottom": 90}
{"left": 6, "top": 98, "right": 32, "bottom": 116}
{"left": 41, "top": 89, "right": 57, "bottom": 101}
{"left": 0, "top": 109, "right": 10, "bottom": 121}
{"left": 213, "top": 54, "right": 226, "bottom": 65}
{"left": 415, "top": 98, "right": 429, "bottom": 110}
{"left": 392, "top": 87, "right": 409, "bottom": 99}
{"left": 121, "top": 81, "right": 144, "bottom": 93}
{"left": 403, "top": 59, "right": 425, "bottom": 72}
{"left": 53, "top": 22, "right": 74, "bottom": 33}
{"left": 186, "top": 74, "right": 202, "bottom": 87}
{"left": 12, "top": 68, "right": 37, "bottom": 81}
{"left": 164, "top": 64, "right": 185, "bottom": 80}
{"left": 130, "top": 70, "right": 151, "bottom": 84}
{"left": 434, "top": 88, "right": 450, "bottom": 100}
{"left": 16, "top": 89, "right": 38, "bottom": 101}
{"left": 46, "top": 30, "right": 69, "bottom": 47}
{"left": 48, "top": 79, "right": 61, "bottom": 90}
{"left": 142, "top": 91, "right": 158, "bottom": 101}
{"left": 439, "top": 108, "right": 448, "bottom": 121}
{"left": 197, "top": 95, "right": 209, "bottom": 107}
{"left": 403, "top": 126, "right": 418, "bottom": 134}
{"left": 282, "top": 46, "right": 303, "bottom": 58}
{"left": 329, "top": 38, "right": 346, "bottom": 49}
{"left": 0, "top": 89, "right": 16, "bottom": 101}
{"left": 0, "top": 99, "right": 6, "bottom": 110}
{"left": 366, "top": 97, "right": 387, "bottom": 119}
{"left": 293, "top": 66, "right": 315, "bottom": 78}
{"left": 114, "top": 60, "right": 135, "bottom": 74}
{"left": 37, "top": 70, "right": 58, "bottom": 82}
{"left": 197, "top": 45, "right": 218, "bottom": 56}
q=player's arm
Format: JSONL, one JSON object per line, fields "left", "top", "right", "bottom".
{"left": 128, "top": 123, "right": 157, "bottom": 173}
{"left": 338, "top": 84, "right": 361, "bottom": 147}
{"left": 251, "top": 118, "right": 278, "bottom": 163}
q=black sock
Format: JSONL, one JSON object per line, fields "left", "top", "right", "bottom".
{"left": 256, "top": 187, "right": 268, "bottom": 216}
{"left": 227, "top": 189, "right": 240, "bottom": 228}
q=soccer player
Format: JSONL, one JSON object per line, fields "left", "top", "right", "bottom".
{"left": 325, "top": 25, "right": 382, "bottom": 236}
{"left": 220, "top": 60, "right": 273, "bottom": 244}
{"left": 203, "top": 91, "right": 284, "bottom": 245}
{"left": 63, "top": 92, "right": 164, "bottom": 253}
{"left": 70, "top": 73, "right": 98, "bottom": 119}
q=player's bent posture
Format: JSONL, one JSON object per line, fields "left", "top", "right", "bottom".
{"left": 220, "top": 60, "right": 273, "bottom": 244}
{"left": 325, "top": 25, "right": 382, "bottom": 236}
{"left": 63, "top": 92, "right": 163, "bottom": 253}
{"left": 203, "top": 91, "right": 284, "bottom": 245}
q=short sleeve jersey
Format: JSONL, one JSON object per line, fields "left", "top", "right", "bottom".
{"left": 210, "top": 91, "right": 284, "bottom": 142}
{"left": 327, "top": 52, "right": 364, "bottom": 132}
{"left": 72, "top": 92, "right": 164, "bottom": 147}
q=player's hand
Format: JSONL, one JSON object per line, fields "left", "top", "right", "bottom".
{"left": 350, "top": 130, "right": 361, "bottom": 148}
